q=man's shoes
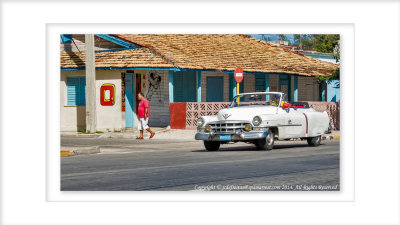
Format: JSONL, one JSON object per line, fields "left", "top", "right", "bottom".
{"left": 147, "top": 128, "right": 155, "bottom": 139}
{"left": 136, "top": 136, "right": 144, "bottom": 140}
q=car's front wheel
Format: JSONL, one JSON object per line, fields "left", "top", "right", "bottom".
{"left": 255, "top": 130, "right": 274, "bottom": 150}
{"left": 307, "top": 135, "right": 321, "bottom": 146}
{"left": 203, "top": 141, "right": 220, "bottom": 151}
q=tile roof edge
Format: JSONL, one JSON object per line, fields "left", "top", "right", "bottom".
{"left": 60, "top": 66, "right": 333, "bottom": 76}
{"left": 112, "top": 34, "right": 181, "bottom": 68}
{"left": 245, "top": 35, "right": 339, "bottom": 67}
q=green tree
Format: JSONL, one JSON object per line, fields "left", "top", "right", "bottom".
{"left": 291, "top": 34, "right": 340, "bottom": 52}
{"left": 300, "top": 34, "right": 314, "bottom": 50}
{"left": 279, "top": 34, "right": 287, "bottom": 41}
{"left": 314, "top": 34, "right": 340, "bottom": 53}
{"left": 316, "top": 39, "right": 340, "bottom": 84}
{"left": 293, "top": 34, "right": 301, "bottom": 46}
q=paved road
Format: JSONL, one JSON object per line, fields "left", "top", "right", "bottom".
{"left": 61, "top": 138, "right": 340, "bottom": 191}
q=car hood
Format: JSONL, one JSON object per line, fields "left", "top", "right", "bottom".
{"left": 216, "top": 105, "right": 277, "bottom": 121}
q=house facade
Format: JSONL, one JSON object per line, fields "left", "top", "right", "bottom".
{"left": 60, "top": 34, "right": 339, "bottom": 132}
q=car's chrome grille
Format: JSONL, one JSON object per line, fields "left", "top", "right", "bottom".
{"left": 208, "top": 122, "right": 248, "bottom": 134}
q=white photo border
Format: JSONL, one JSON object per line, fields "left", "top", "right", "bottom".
{"left": 1, "top": 1, "right": 399, "bottom": 225}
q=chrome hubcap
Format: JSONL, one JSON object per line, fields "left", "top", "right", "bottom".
{"left": 266, "top": 133, "right": 273, "bottom": 145}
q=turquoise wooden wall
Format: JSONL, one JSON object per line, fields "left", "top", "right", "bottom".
{"left": 172, "top": 71, "right": 197, "bottom": 102}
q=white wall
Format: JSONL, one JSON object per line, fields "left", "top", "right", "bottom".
{"left": 95, "top": 70, "right": 124, "bottom": 132}
{"left": 60, "top": 70, "right": 125, "bottom": 132}
{"left": 60, "top": 70, "right": 86, "bottom": 132}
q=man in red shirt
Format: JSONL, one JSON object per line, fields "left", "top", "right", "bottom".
{"left": 136, "top": 92, "right": 155, "bottom": 139}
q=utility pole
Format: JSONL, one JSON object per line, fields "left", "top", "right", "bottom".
{"left": 85, "top": 34, "right": 96, "bottom": 133}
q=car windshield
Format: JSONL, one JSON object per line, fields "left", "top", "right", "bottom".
{"left": 230, "top": 93, "right": 282, "bottom": 107}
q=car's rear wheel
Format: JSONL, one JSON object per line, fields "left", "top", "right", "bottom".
{"left": 204, "top": 141, "right": 220, "bottom": 151}
{"left": 307, "top": 135, "right": 321, "bottom": 146}
{"left": 255, "top": 130, "right": 274, "bottom": 150}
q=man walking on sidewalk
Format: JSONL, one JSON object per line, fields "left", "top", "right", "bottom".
{"left": 136, "top": 92, "right": 155, "bottom": 140}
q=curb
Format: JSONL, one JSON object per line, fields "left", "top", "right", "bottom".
{"left": 61, "top": 134, "right": 101, "bottom": 138}
{"left": 60, "top": 150, "right": 75, "bottom": 157}
{"left": 61, "top": 146, "right": 100, "bottom": 157}
{"left": 322, "top": 135, "right": 340, "bottom": 141}
{"left": 61, "top": 128, "right": 170, "bottom": 139}
{"left": 288, "top": 135, "right": 340, "bottom": 141}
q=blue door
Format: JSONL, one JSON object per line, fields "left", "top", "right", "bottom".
{"left": 125, "top": 73, "right": 135, "bottom": 128}
{"left": 173, "top": 71, "right": 197, "bottom": 102}
{"left": 207, "top": 76, "right": 224, "bottom": 102}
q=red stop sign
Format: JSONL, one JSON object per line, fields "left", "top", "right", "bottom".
{"left": 234, "top": 67, "right": 244, "bottom": 83}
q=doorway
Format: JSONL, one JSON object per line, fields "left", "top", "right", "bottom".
{"left": 135, "top": 73, "right": 142, "bottom": 114}
{"left": 206, "top": 76, "right": 224, "bottom": 102}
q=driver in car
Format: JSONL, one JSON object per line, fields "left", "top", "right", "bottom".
{"left": 269, "top": 94, "right": 281, "bottom": 106}
{"left": 269, "top": 94, "right": 289, "bottom": 107}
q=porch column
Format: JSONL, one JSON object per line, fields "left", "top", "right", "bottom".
{"left": 85, "top": 34, "right": 96, "bottom": 133}
{"left": 169, "top": 71, "right": 174, "bottom": 102}
{"left": 288, "top": 75, "right": 292, "bottom": 101}
{"left": 294, "top": 75, "right": 298, "bottom": 102}
{"left": 231, "top": 73, "right": 237, "bottom": 99}
{"left": 325, "top": 82, "right": 328, "bottom": 102}
{"left": 321, "top": 82, "right": 326, "bottom": 101}
{"left": 197, "top": 71, "right": 201, "bottom": 102}
{"left": 265, "top": 74, "right": 270, "bottom": 100}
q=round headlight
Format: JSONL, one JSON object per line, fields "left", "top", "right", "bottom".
{"left": 197, "top": 117, "right": 205, "bottom": 127}
{"left": 205, "top": 125, "right": 211, "bottom": 132}
{"left": 252, "top": 116, "right": 262, "bottom": 126}
{"left": 244, "top": 124, "right": 252, "bottom": 131}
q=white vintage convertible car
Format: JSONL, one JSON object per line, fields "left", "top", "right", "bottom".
{"left": 195, "top": 92, "right": 331, "bottom": 151}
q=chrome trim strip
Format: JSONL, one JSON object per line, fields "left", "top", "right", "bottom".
{"left": 195, "top": 131, "right": 268, "bottom": 141}
{"left": 207, "top": 120, "right": 249, "bottom": 124}
{"left": 209, "top": 125, "right": 244, "bottom": 129}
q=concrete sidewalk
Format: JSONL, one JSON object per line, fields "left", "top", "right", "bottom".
{"left": 61, "top": 128, "right": 340, "bottom": 156}
{"left": 61, "top": 127, "right": 171, "bottom": 139}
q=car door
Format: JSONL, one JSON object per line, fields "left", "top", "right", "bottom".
{"left": 279, "top": 108, "right": 306, "bottom": 139}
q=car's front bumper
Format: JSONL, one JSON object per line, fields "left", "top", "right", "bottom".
{"left": 195, "top": 130, "right": 268, "bottom": 141}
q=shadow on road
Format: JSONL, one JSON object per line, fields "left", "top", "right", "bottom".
{"left": 191, "top": 143, "right": 324, "bottom": 152}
